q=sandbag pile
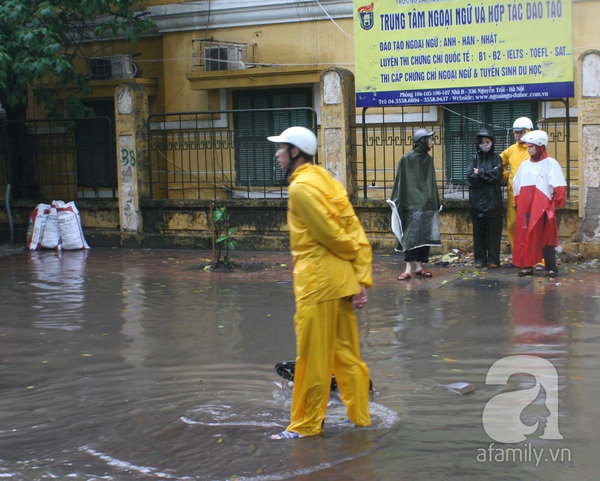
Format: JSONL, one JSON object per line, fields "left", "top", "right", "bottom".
{"left": 27, "top": 201, "right": 90, "bottom": 251}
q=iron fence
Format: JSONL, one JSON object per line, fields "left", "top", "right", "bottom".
{"left": 0, "top": 117, "right": 117, "bottom": 201}
{"left": 0, "top": 106, "right": 577, "bottom": 206}
{"left": 355, "top": 105, "right": 578, "bottom": 203}
{"left": 146, "top": 108, "right": 318, "bottom": 200}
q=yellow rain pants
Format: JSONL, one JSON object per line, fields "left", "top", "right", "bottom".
{"left": 287, "top": 297, "right": 371, "bottom": 436}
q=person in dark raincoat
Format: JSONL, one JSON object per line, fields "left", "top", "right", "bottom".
{"left": 466, "top": 128, "right": 504, "bottom": 268}
{"left": 388, "top": 129, "right": 441, "bottom": 280}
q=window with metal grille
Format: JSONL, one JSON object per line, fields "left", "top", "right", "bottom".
{"left": 233, "top": 88, "right": 314, "bottom": 187}
{"left": 76, "top": 101, "right": 116, "bottom": 189}
{"left": 443, "top": 102, "right": 538, "bottom": 184}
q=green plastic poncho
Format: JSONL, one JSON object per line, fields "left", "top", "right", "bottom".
{"left": 387, "top": 137, "right": 441, "bottom": 252}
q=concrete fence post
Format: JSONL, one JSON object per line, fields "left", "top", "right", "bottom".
{"left": 320, "top": 68, "right": 358, "bottom": 197}
{"left": 579, "top": 51, "right": 600, "bottom": 250}
{"left": 114, "top": 83, "right": 150, "bottom": 247}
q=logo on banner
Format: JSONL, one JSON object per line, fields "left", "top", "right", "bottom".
{"left": 358, "top": 2, "right": 374, "bottom": 30}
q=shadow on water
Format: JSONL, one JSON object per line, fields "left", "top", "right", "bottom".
{"left": 1, "top": 249, "right": 600, "bottom": 480}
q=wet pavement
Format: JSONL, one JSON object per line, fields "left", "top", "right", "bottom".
{"left": 1, "top": 246, "right": 600, "bottom": 480}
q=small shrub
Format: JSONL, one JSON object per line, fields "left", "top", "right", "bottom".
{"left": 209, "top": 202, "right": 239, "bottom": 269}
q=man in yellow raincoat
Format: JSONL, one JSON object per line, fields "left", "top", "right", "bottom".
{"left": 500, "top": 117, "right": 533, "bottom": 253}
{"left": 267, "top": 126, "right": 372, "bottom": 439}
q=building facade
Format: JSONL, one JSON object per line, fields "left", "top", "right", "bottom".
{"left": 0, "top": 0, "right": 598, "bottom": 254}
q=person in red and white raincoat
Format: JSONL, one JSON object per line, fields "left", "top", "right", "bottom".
{"left": 512, "top": 130, "right": 567, "bottom": 278}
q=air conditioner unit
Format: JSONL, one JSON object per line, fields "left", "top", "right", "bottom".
{"left": 89, "top": 54, "right": 137, "bottom": 80}
{"left": 204, "top": 46, "right": 246, "bottom": 71}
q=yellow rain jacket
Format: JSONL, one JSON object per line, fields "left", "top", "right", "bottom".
{"left": 285, "top": 163, "right": 372, "bottom": 436}
{"left": 501, "top": 141, "right": 530, "bottom": 249}
{"left": 287, "top": 163, "right": 372, "bottom": 305}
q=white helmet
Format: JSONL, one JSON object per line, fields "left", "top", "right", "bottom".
{"left": 512, "top": 117, "right": 534, "bottom": 131}
{"left": 267, "top": 126, "right": 318, "bottom": 156}
{"left": 521, "top": 130, "right": 548, "bottom": 147}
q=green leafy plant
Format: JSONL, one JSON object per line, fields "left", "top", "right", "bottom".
{"left": 209, "top": 202, "right": 239, "bottom": 269}
{"left": 0, "top": 0, "right": 154, "bottom": 121}
{"left": 0, "top": 0, "right": 154, "bottom": 196}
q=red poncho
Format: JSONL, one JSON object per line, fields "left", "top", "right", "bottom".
{"left": 512, "top": 151, "right": 567, "bottom": 268}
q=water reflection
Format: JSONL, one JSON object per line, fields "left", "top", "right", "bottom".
{"left": 120, "top": 266, "right": 148, "bottom": 366}
{"left": 509, "top": 280, "right": 570, "bottom": 359}
{"left": 1, "top": 249, "right": 600, "bottom": 480}
{"left": 29, "top": 250, "right": 89, "bottom": 331}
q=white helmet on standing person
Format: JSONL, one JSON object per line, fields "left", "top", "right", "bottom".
{"left": 521, "top": 130, "right": 548, "bottom": 147}
{"left": 267, "top": 126, "right": 318, "bottom": 156}
{"left": 512, "top": 117, "right": 534, "bottom": 132}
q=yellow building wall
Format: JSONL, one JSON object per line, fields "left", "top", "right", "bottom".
{"left": 573, "top": 0, "right": 600, "bottom": 99}
{"left": 158, "top": 20, "right": 354, "bottom": 106}
{"left": 23, "top": 1, "right": 596, "bottom": 207}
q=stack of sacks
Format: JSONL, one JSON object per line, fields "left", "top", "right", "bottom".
{"left": 26, "top": 200, "right": 90, "bottom": 251}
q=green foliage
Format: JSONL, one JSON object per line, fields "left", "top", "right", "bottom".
{"left": 210, "top": 202, "right": 239, "bottom": 269}
{"left": 0, "top": 0, "right": 154, "bottom": 118}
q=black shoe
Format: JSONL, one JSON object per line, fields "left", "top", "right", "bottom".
{"left": 548, "top": 270, "right": 558, "bottom": 278}
{"left": 518, "top": 269, "right": 533, "bottom": 277}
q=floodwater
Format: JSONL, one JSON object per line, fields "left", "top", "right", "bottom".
{"left": 1, "top": 248, "right": 600, "bottom": 481}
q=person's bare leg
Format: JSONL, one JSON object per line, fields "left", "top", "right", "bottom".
{"left": 398, "top": 261, "right": 413, "bottom": 280}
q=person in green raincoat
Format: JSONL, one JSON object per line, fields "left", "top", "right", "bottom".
{"left": 266, "top": 127, "right": 372, "bottom": 440}
{"left": 388, "top": 129, "right": 441, "bottom": 280}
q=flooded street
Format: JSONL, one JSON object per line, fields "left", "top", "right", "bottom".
{"left": 1, "top": 247, "right": 600, "bottom": 480}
